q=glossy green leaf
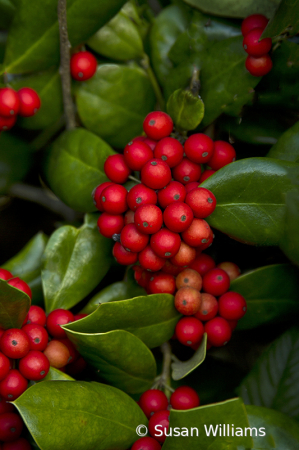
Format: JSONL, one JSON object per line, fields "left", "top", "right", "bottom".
{"left": 76, "top": 64, "right": 155, "bottom": 148}
{"left": 65, "top": 328, "right": 156, "bottom": 393}
{"left": 202, "top": 158, "right": 297, "bottom": 245}
{"left": 10, "top": 69, "right": 62, "bottom": 130}
{"left": 3, "top": 0, "right": 127, "bottom": 74}
{"left": 171, "top": 333, "right": 207, "bottom": 380}
{"left": 80, "top": 280, "right": 146, "bottom": 314}
{"left": 182, "top": 0, "right": 280, "bottom": 18}
{"left": 42, "top": 214, "right": 113, "bottom": 313}
{"left": 162, "top": 398, "right": 253, "bottom": 449}
{"left": 280, "top": 188, "right": 299, "bottom": 266}
{"left": 0, "top": 279, "right": 30, "bottom": 329}
{"left": 268, "top": 120, "right": 299, "bottom": 163}
{"left": 263, "top": 0, "right": 299, "bottom": 39}
{"left": 66, "top": 294, "right": 180, "bottom": 349}
{"left": 0, "top": 133, "right": 32, "bottom": 194}
{"left": 41, "top": 367, "right": 74, "bottom": 382}
{"left": 88, "top": 2, "right": 144, "bottom": 61}
{"left": 245, "top": 405, "right": 299, "bottom": 449}
{"left": 0, "top": 0, "right": 15, "bottom": 28}
{"left": 230, "top": 264, "right": 299, "bottom": 329}
{"left": 44, "top": 128, "right": 115, "bottom": 212}
{"left": 167, "top": 89, "right": 204, "bottom": 132}
{"left": 239, "top": 328, "right": 299, "bottom": 421}
{"left": 13, "top": 380, "right": 147, "bottom": 450}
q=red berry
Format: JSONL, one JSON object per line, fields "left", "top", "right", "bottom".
{"left": 204, "top": 317, "right": 232, "bottom": 346}
{"left": 143, "top": 137, "right": 158, "bottom": 151}
{"left": 148, "top": 272, "right": 176, "bottom": 294}
{"left": 181, "top": 218, "right": 211, "bottom": 247}
{"left": 104, "top": 154, "right": 131, "bottom": 184}
{"left": 143, "top": 111, "right": 173, "bottom": 140}
{"left": 120, "top": 223, "right": 149, "bottom": 253}
{"left": 158, "top": 181, "right": 186, "bottom": 209}
{"left": 185, "top": 181, "right": 198, "bottom": 193}
{"left": 92, "top": 182, "right": 114, "bottom": 211}
{"left": 0, "top": 329, "right": 30, "bottom": 359}
{"left": 138, "top": 389, "right": 168, "bottom": 418}
{"left": 245, "top": 54, "right": 273, "bottom": 77}
{"left": 66, "top": 356, "right": 87, "bottom": 376}
{"left": 131, "top": 436, "right": 161, "bottom": 450}
{"left": 197, "top": 227, "right": 214, "bottom": 251}
{"left": 194, "top": 293, "right": 218, "bottom": 321}
{"left": 0, "top": 269, "right": 13, "bottom": 281}
{"left": 3, "top": 437, "right": 32, "bottom": 450}
{"left": 124, "top": 209, "right": 135, "bottom": 225}
{"left": 124, "top": 140, "right": 153, "bottom": 171}
{"left": 174, "top": 287, "right": 201, "bottom": 315}
{"left": 0, "top": 88, "right": 19, "bottom": 117}
{"left": 243, "top": 28, "right": 272, "bottom": 57}
{"left": 22, "top": 324, "right": 49, "bottom": 351}
{"left": 184, "top": 133, "right": 214, "bottom": 164}
{"left": 134, "top": 204, "right": 163, "bottom": 235}
{"left": 56, "top": 338, "right": 79, "bottom": 364}
{"left": 25, "top": 305, "right": 46, "bottom": 327}
{"left": 185, "top": 187, "right": 216, "bottom": 219}
{"left": 135, "top": 267, "right": 152, "bottom": 289}
{"left": 199, "top": 170, "right": 216, "bottom": 183}
{"left": 138, "top": 246, "right": 165, "bottom": 272}
{"left": 175, "top": 317, "right": 204, "bottom": 346}
{"left": 0, "top": 115, "right": 16, "bottom": 131}
{"left": 112, "top": 242, "right": 138, "bottom": 265}
{"left": 218, "top": 291, "right": 247, "bottom": 320}
{"left": 202, "top": 268, "right": 230, "bottom": 296}
{"left": 73, "top": 313, "right": 88, "bottom": 321}
{"left": 154, "top": 137, "right": 184, "bottom": 168}
{"left": 208, "top": 141, "right": 236, "bottom": 170}
{"left": 148, "top": 410, "right": 170, "bottom": 443}
{"left": 217, "top": 261, "right": 241, "bottom": 281}
{"left": 163, "top": 202, "right": 193, "bottom": 233}
{"left": 97, "top": 213, "right": 124, "bottom": 238}
{"left": 127, "top": 184, "right": 157, "bottom": 211}
{"left": 189, "top": 253, "right": 216, "bottom": 276}
{"left": 19, "top": 350, "right": 50, "bottom": 381}
{"left": 227, "top": 319, "right": 238, "bottom": 331}
{"left": 17, "top": 88, "right": 41, "bottom": 117}
{"left": 141, "top": 159, "right": 172, "bottom": 190}
{"left": 46, "top": 309, "right": 74, "bottom": 339}
{"left": 0, "top": 412, "right": 23, "bottom": 442}
{"left": 161, "top": 260, "right": 184, "bottom": 276}
{"left": 43, "top": 340, "right": 70, "bottom": 369}
{"left": 172, "top": 157, "right": 201, "bottom": 185}
{"left": 170, "top": 241, "right": 196, "bottom": 267}
{"left": 100, "top": 184, "right": 128, "bottom": 214}
{"left": 150, "top": 228, "right": 181, "bottom": 259}
{"left": 0, "top": 370, "right": 28, "bottom": 400}
{"left": 0, "top": 353, "right": 10, "bottom": 381}
{"left": 241, "top": 14, "right": 268, "bottom": 36}
{"left": 176, "top": 268, "right": 202, "bottom": 291}
{"left": 0, "top": 398, "right": 14, "bottom": 415}
{"left": 7, "top": 278, "right": 32, "bottom": 299}
{"left": 170, "top": 386, "right": 200, "bottom": 410}
{"left": 70, "top": 51, "right": 97, "bottom": 81}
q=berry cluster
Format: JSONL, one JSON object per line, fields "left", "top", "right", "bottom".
{"left": 70, "top": 51, "right": 97, "bottom": 81}
{"left": 0, "top": 87, "right": 41, "bottom": 132}
{"left": 94, "top": 111, "right": 236, "bottom": 277}
{"left": 132, "top": 385, "right": 200, "bottom": 449}
{"left": 242, "top": 14, "right": 273, "bottom": 77}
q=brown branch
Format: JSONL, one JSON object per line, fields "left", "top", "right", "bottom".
{"left": 57, "top": 0, "right": 76, "bottom": 130}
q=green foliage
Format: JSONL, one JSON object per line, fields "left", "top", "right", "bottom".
{"left": 45, "top": 128, "right": 115, "bottom": 212}
{"left": 42, "top": 214, "right": 113, "bottom": 313}
{"left": 280, "top": 186, "right": 299, "bottom": 266}
{"left": 202, "top": 158, "right": 297, "bottom": 245}
{"left": 239, "top": 328, "right": 299, "bottom": 421}
{"left": 268, "top": 120, "right": 299, "bottom": 163}
{"left": 3, "top": 0, "right": 127, "bottom": 74}
{"left": 0, "top": 0, "right": 15, "bottom": 29}
{"left": 231, "top": 264, "right": 299, "bottom": 329}
{"left": 182, "top": 0, "right": 280, "bottom": 18}
{"left": 166, "top": 88, "right": 205, "bottom": 132}
{"left": 263, "top": 0, "right": 299, "bottom": 39}
{"left": 0, "top": 279, "right": 30, "bottom": 329}
{"left": 76, "top": 63, "right": 156, "bottom": 148}
{"left": 171, "top": 333, "right": 207, "bottom": 380}
{"left": 13, "top": 380, "right": 147, "bottom": 450}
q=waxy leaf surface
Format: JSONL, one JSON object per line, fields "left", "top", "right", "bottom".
{"left": 263, "top": 0, "right": 299, "bottom": 39}
{"left": 172, "top": 333, "right": 207, "bottom": 380}
{"left": 268, "top": 120, "right": 299, "bottom": 163}
{"left": 0, "top": 279, "right": 30, "bottom": 329}
{"left": 167, "top": 88, "right": 204, "bottom": 132}
{"left": 280, "top": 188, "right": 299, "bottom": 266}
{"left": 182, "top": 0, "right": 280, "bottom": 18}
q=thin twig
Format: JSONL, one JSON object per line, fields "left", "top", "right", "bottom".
{"left": 57, "top": 0, "right": 76, "bottom": 130}
{"left": 141, "top": 54, "right": 165, "bottom": 111}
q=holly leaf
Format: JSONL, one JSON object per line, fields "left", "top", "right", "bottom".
{"left": 44, "top": 128, "right": 115, "bottom": 212}
{"left": 42, "top": 214, "right": 113, "bottom": 313}
{"left": 280, "top": 188, "right": 299, "bottom": 266}
{"left": 267, "top": 120, "right": 299, "bottom": 163}
{"left": 13, "top": 380, "right": 147, "bottom": 450}
{"left": 43, "top": 367, "right": 74, "bottom": 381}
{"left": 64, "top": 328, "right": 157, "bottom": 394}
{"left": 76, "top": 64, "right": 156, "bottom": 148}
{"left": 171, "top": 333, "right": 207, "bottom": 380}
{"left": 162, "top": 398, "right": 253, "bottom": 449}
{"left": 202, "top": 157, "right": 297, "bottom": 246}
{"left": 0, "top": 0, "right": 15, "bottom": 29}
{"left": 167, "top": 88, "right": 205, "bottom": 132}
{"left": 263, "top": 0, "right": 299, "bottom": 39}
{"left": 3, "top": 0, "right": 127, "bottom": 74}
{"left": 182, "top": 0, "right": 280, "bottom": 18}
{"left": 0, "top": 279, "right": 30, "bottom": 329}
{"left": 66, "top": 294, "right": 180, "bottom": 349}
{"left": 230, "top": 264, "right": 299, "bottom": 330}
{"left": 239, "top": 328, "right": 299, "bottom": 421}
